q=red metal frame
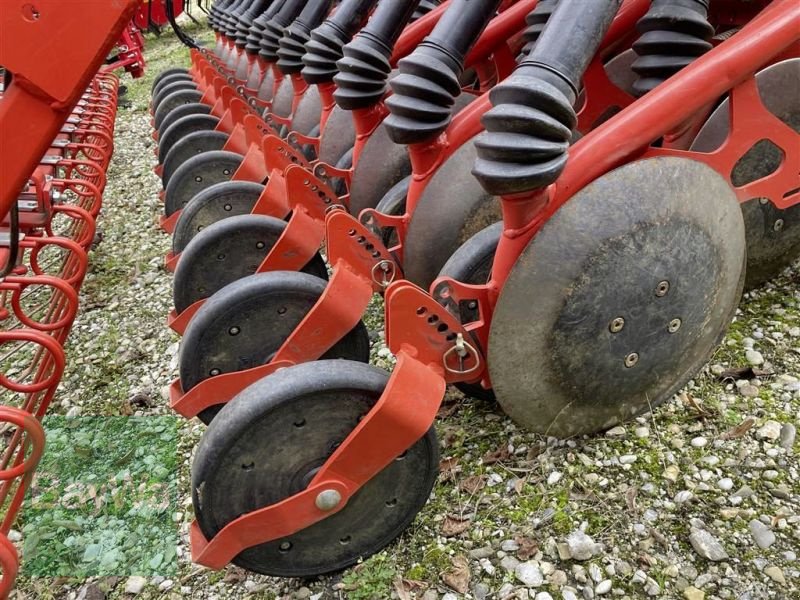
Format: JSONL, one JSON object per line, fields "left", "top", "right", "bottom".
{"left": 0, "top": 4, "right": 134, "bottom": 595}
{"left": 0, "top": 0, "right": 139, "bottom": 219}
{"left": 103, "top": 20, "right": 147, "bottom": 79}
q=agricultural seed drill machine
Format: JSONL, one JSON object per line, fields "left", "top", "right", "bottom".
{"left": 149, "top": 0, "right": 797, "bottom": 576}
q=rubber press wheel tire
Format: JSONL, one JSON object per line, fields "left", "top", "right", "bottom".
{"left": 179, "top": 272, "right": 371, "bottom": 422}
{"left": 161, "top": 130, "right": 230, "bottom": 188}
{"left": 158, "top": 114, "right": 220, "bottom": 164}
{"left": 152, "top": 81, "right": 198, "bottom": 114}
{"left": 173, "top": 214, "right": 329, "bottom": 313}
{"left": 192, "top": 360, "right": 439, "bottom": 576}
{"left": 157, "top": 102, "right": 212, "bottom": 138}
{"left": 164, "top": 150, "right": 245, "bottom": 217}
{"left": 154, "top": 89, "right": 203, "bottom": 130}
{"left": 172, "top": 180, "right": 266, "bottom": 254}
{"left": 151, "top": 67, "right": 190, "bottom": 93}
{"left": 152, "top": 73, "right": 194, "bottom": 99}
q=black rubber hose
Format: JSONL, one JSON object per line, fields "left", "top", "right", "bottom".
{"left": 259, "top": 0, "right": 305, "bottom": 63}
{"left": 276, "top": 0, "right": 335, "bottom": 74}
{"left": 302, "top": 0, "right": 378, "bottom": 84}
{"left": 473, "top": 0, "right": 621, "bottom": 195}
{"left": 333, "top": 0, "right": 422, "bottom": 110}
{"left": 631, "top": 0, "right": 713, "bottom": 96}
{"left": 383, "top": 0, "right": 502, "bottom": 144}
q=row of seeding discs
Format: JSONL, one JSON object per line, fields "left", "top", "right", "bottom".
{"left": 148, "top": 0, "right": 799, "bottom": 578}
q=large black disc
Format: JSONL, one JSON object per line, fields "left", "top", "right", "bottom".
{"left": 172, "top": 180, "right": 265, "bottom": 254}
{"left": 179, "top": 272, "right": 371, "bottom": 421}
{"left": 161, "top": 130, "right": 229, "bottom": 188}
{"left": 157, "top": 102, "right": 212, "bottom": 137}
{"left": 437, "top": 222, "right": 502, "bottom": 402}
{"left": 151, "top": 67, "right": 190, "bottom": 93}
{"left": 164, "top": 150, "right": 245, "bottom": 217}
{"left": 152, "top": 80, "right": 198, "bottom": 114}
{"left": 489, "top": 157, "right": 745, "bottom": 437}
{"left": 269, "top": 75, "right": 295, "bottom": 122}
{"left": 691, "top": 58, "right": 800, "bottom": 288}
{"left": 404, "top": 137, "right": 500, "bottom": 288}
{"left": 348, "top": 124, "right": 411, "bottom": 216}
{"left": 173, "top": 214, "right": 328, "bottom": 313}
{"left": 158, "top": 114, "right": 220, "bottom": 164}
{"left": 192, "top": 360, "right": 438, "bottom": 576}
{"left": 289, "top": 86, "right": 322, "bottom": 136}
{"left": 154, "top": 89, "right": 204, "bottom": 130}
{"left": 318, "top": 105, "right": 356, "bottom": 166}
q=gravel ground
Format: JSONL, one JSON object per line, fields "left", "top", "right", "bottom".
{"left": 13, "top": 20, "right": 799, "bottom": 600}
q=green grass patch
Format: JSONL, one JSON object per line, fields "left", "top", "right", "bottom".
{"left": 21, "top": 416, "right": 179, "bottom": 577}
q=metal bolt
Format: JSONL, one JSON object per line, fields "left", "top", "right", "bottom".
{"left": 655, "top": 281, "right": 670, "bottom": 297}
{"left": 624, "top": 353, "right": 639, "bottom": 368}
{"left": 774, "top": 219, "right": 784, "bottom": 232}
{"left": 759, "top": 198, "right": 769, "bottom": 205}
{"left": 209, "top": 368, "right": 221, "bottom": 376}
{"left": 668, "top": 318, "right": 682, "bottom": 333}
{"left": 256, "top": 241, "right": 265, "bottom": 249}
{"left": 229, "top": 326, "right": 240, "bottom": 336}
{"left": 315, "top": 489, "right": 342, "bottom": 511}
{"left": 467, "top": 301, "right": 478, "bottom": 310}
{"left": 609, "top": 317, "right": 625, "bottom": 333}
{"left": 223, "top": 204, "right": 232, "bottom": 211}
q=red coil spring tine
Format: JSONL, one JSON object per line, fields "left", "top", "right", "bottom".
{"left": 0, "top": 532, "right": 19, "bottom": 600}
{"left": 0, "top": 330, "right": 66, "bottom": 412}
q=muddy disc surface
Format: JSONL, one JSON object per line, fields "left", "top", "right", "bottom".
{"left": 172, "top": 180, "right": 265, "bottom": 254}
{"left": 348, "top": 124, "right": 412, "bottom": 217}
{"left": 179, "top": 272, "right": 371, "bottom": 421}
{"left": 192, "top": 360, "right": 438, "bottom": 576}
{"left": 489, "top": 157, "right": 745, "bottom": 437}
{"left": 404, "top": 138, "right": 500, "bottom": 289}
{"left": 158, "top": 114, "right": 220, "bottom": 164}
{"left": 318, "top": 105, "right": 356, "bottom": 166}
{"left": 173, "top": 214, "right": 328, "bottom": 313}
{"left": 164, "top": 150, "right": 245, "bottom": 216}
{"left": 162, "top": 130, "right": 230, "bottom": 188}
{"left": 154, "top": 89, "right": 203, "bottom": 130}
{"left": 691, "top": 58, "right": 800, "bottom": 288}
{"left": 289, "top": 86, "right": 322, "bottom": 136}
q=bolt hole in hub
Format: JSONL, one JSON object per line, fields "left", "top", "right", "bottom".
{"left": 489, "top": 158, "right": 745, "bottom": 438}
{"left": 192, "top": 361, "right": 438, "bottom": 576}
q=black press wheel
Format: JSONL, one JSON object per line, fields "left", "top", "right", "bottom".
{"left": 164, "top": 150, "right": 245, "bottom": 217}
{"left": 179, "top": 272, "right": 370, "bottom": 422}
{"left": 161, "top": 130, "right": 230, "bottom": 189}
{"left": 192, "top": 360, "right": 439, "bottom": 576}
{"left": 172, "top": 214, "right": 329, "bottom": 313}
{"left": 172, "top": 180, "right": 266, "bottom": 254}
